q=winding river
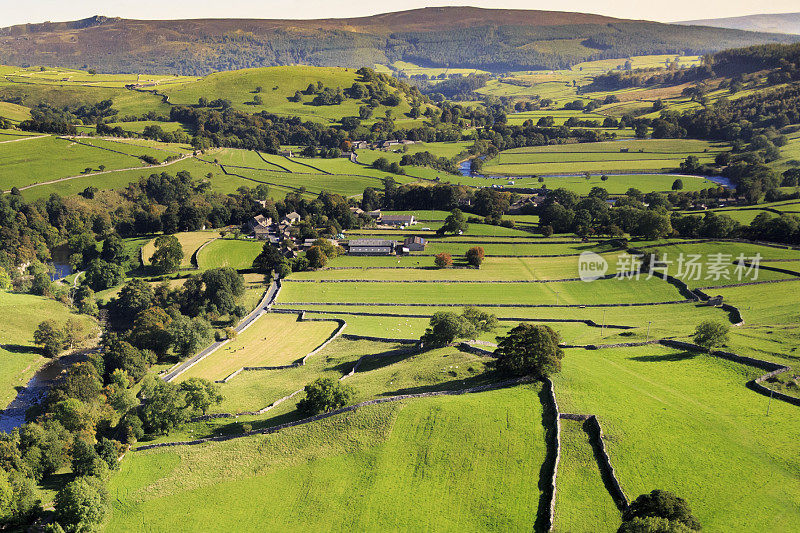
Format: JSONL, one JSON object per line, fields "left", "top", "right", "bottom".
{"left": 0, "top": 351, "right": 88, "bottom": 432}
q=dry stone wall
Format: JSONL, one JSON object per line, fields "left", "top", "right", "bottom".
{"left": 138, "top": 376, "right": 534, "bottom": 451}
{"left": 659, "top": 339, "right": 800, "bottom": 407}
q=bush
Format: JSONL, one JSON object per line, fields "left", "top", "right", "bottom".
{"left": 33, "top": 321, "right": 66, "bottom": 358}
{"left": 434, "top": 253, "right": 452, "bottom": 268}
{"left": 465, "top": 247, "right": 485, "bottom": 268}
{"left": 620, "top": 490, "right": 701, "bottom": 532}
{"left": 420, "top": 312, "right": 464, "bottom": 346}
{"left": 420, "top": 307, "right": 497, "bottom": 346}
{"left": 149, "top": 235, "right": 183, "bottom": 274}
{"left": 693, "top": 320, "right": 729, "bottom": 349}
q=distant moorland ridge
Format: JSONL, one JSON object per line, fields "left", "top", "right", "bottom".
{"left": 677, "top": 12, "right": 800, "bottom": 36}
{"left": 1, "top": 7, "right": 799, "bottom": 74}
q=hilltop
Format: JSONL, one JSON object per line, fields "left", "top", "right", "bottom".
{"left": 0, "top": 7, "right": 799, "bottom": 74}
{"left": 677, "top": 12, "right": 800, "bottom": 35}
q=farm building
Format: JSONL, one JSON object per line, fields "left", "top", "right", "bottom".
{"left": 253, "top": 225, "right": 272, "bottom": 240}
{"left": 403, "top": 236, "right": 427, "bottom": 251}
{"left": 348, "top": 239, "right": 395, "bottom": 256}
{"left": 282, "top": 212, "right": 301, "bottom": 225}
{"left": 245, "top": 214, "right": 271, "bottom": 233}
{"left": 382, "top": 214, "right": 415, "bottom": 227}
{"left": 368, "top": 209, "right": 382, "bottom": 219}
{"left": 349, "top": 207, "right": 365, "bottom": 216}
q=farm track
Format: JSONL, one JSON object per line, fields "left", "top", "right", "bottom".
{"left": 0, "top": 134, "right": 48, "bottom": 144}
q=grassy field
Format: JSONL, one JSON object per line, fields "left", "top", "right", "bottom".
{"left": 19, "top": 156, "right": 217, "bottom": 201}
{"left": 770, "top": 130, "right": 800, "bottom": 173}
{"left": 196, "top": 238, "right": 263, "bottom": 270}
{"left": 141, "top": 232, "right": 217, "bottom": 269}
{"left": 217, "top": 166, "right": 412, "bottom": 198}
{"left": 102, "top": 120, "right": 189, "bottom": 134}
{"left": 203, "top": 338, "right": 371, "bottom": 414}
{"left": 0, "top": 293, "right": 95, "bottom": 408}
{"left": 276, "top": 277, "right": 686, "bottom": 306}
{"left": 554, "top": 420, "right": 621, "bottom": 532}
{"left": 176, "top": 313, "right": 338, "bottom": 382}
{"left": 0, "top": 72, "right": 172, "bottom": 117}
{"left": 483, "top": 173, "right": 716, "bottom": 194}
{"left": 108, "top": 384, "right": 546, "bottom": 531}
{"left": 389, "top": 60, "right": 489, "bottom": 78}
{"left": 552, "top": 344, "right": 800, "bottom": 531}
{"left": 0, "top": 136, "right": 151, "bottom": 191}
{"left": 160, "top": 66, "right": 419, "bottom": 125}
{"left": 480, "top": 139, "right": 726, "bottom": 176}
{"left": 0, "top": 101, "right": 31, "bottom": 121}
{"left": 279, "top": 298, "right": 729, "bottom": 344}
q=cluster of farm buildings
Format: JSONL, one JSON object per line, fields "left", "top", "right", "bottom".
{"left": 243, "top": 209, "right": 426, "bottom": 256}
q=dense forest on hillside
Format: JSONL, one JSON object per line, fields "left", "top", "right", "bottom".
{"left": 587, "top": 42, "right": 800, "bottom": 91}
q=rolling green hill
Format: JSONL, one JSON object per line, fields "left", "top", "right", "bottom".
{"left": 0, "top": 8, "right": 798, "bottom": 75}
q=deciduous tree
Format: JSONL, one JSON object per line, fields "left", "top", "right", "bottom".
{"left": 693, "top": 320, "right": 729, "bottom": 349}
{"left": 149, "top": 235, "right": 183, "bottom": 274}
{"left": 494, "top": 323, "right": 564, "bottom": 377}
{"left": 296, "top": 378, "right": 353, "bottom": 415}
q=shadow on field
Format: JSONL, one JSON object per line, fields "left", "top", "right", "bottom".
{"left": 534, "top": 385, "right": 557, "bottom": 533}
{"left": 352, "top": 347, "right": 419, "bottom": 373}
{"left": 40, "top": 472, "right": 76, "bottom": 494}
{"left": 2, "top": 344, "right": 39, "bottom": 355}
{"left": 377, "top": 370, "right": 500, "bottom": 398}
{"left": 212, "top": 410, "right": 305, "bottom": 438}
{"left": 581, "top": 419, "right": 628, "bottom": 512}
{"left": 630, "top": 350, "right": 697, "bottom": 362}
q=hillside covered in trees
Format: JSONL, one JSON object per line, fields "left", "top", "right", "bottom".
{"left": 1, "top": 7, "right": 799, "bottom": 74}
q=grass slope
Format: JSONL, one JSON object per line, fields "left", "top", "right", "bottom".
{"left": 552, "top": 344, "right": 800, "bottom": 531}
{"left": 108, "top": 384, "right": 545, "bottom": 531}
{"left": 161, "top": 66, "right": 416, "bottom": 124}
{"left": 141, "top": 232, "right": 216, "bottom": 269}
{"left": 196, "top": 238, "right": 262, "bottom": 271}
{"left": 176, "top": 313, "right": 338, "bottom": 382}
